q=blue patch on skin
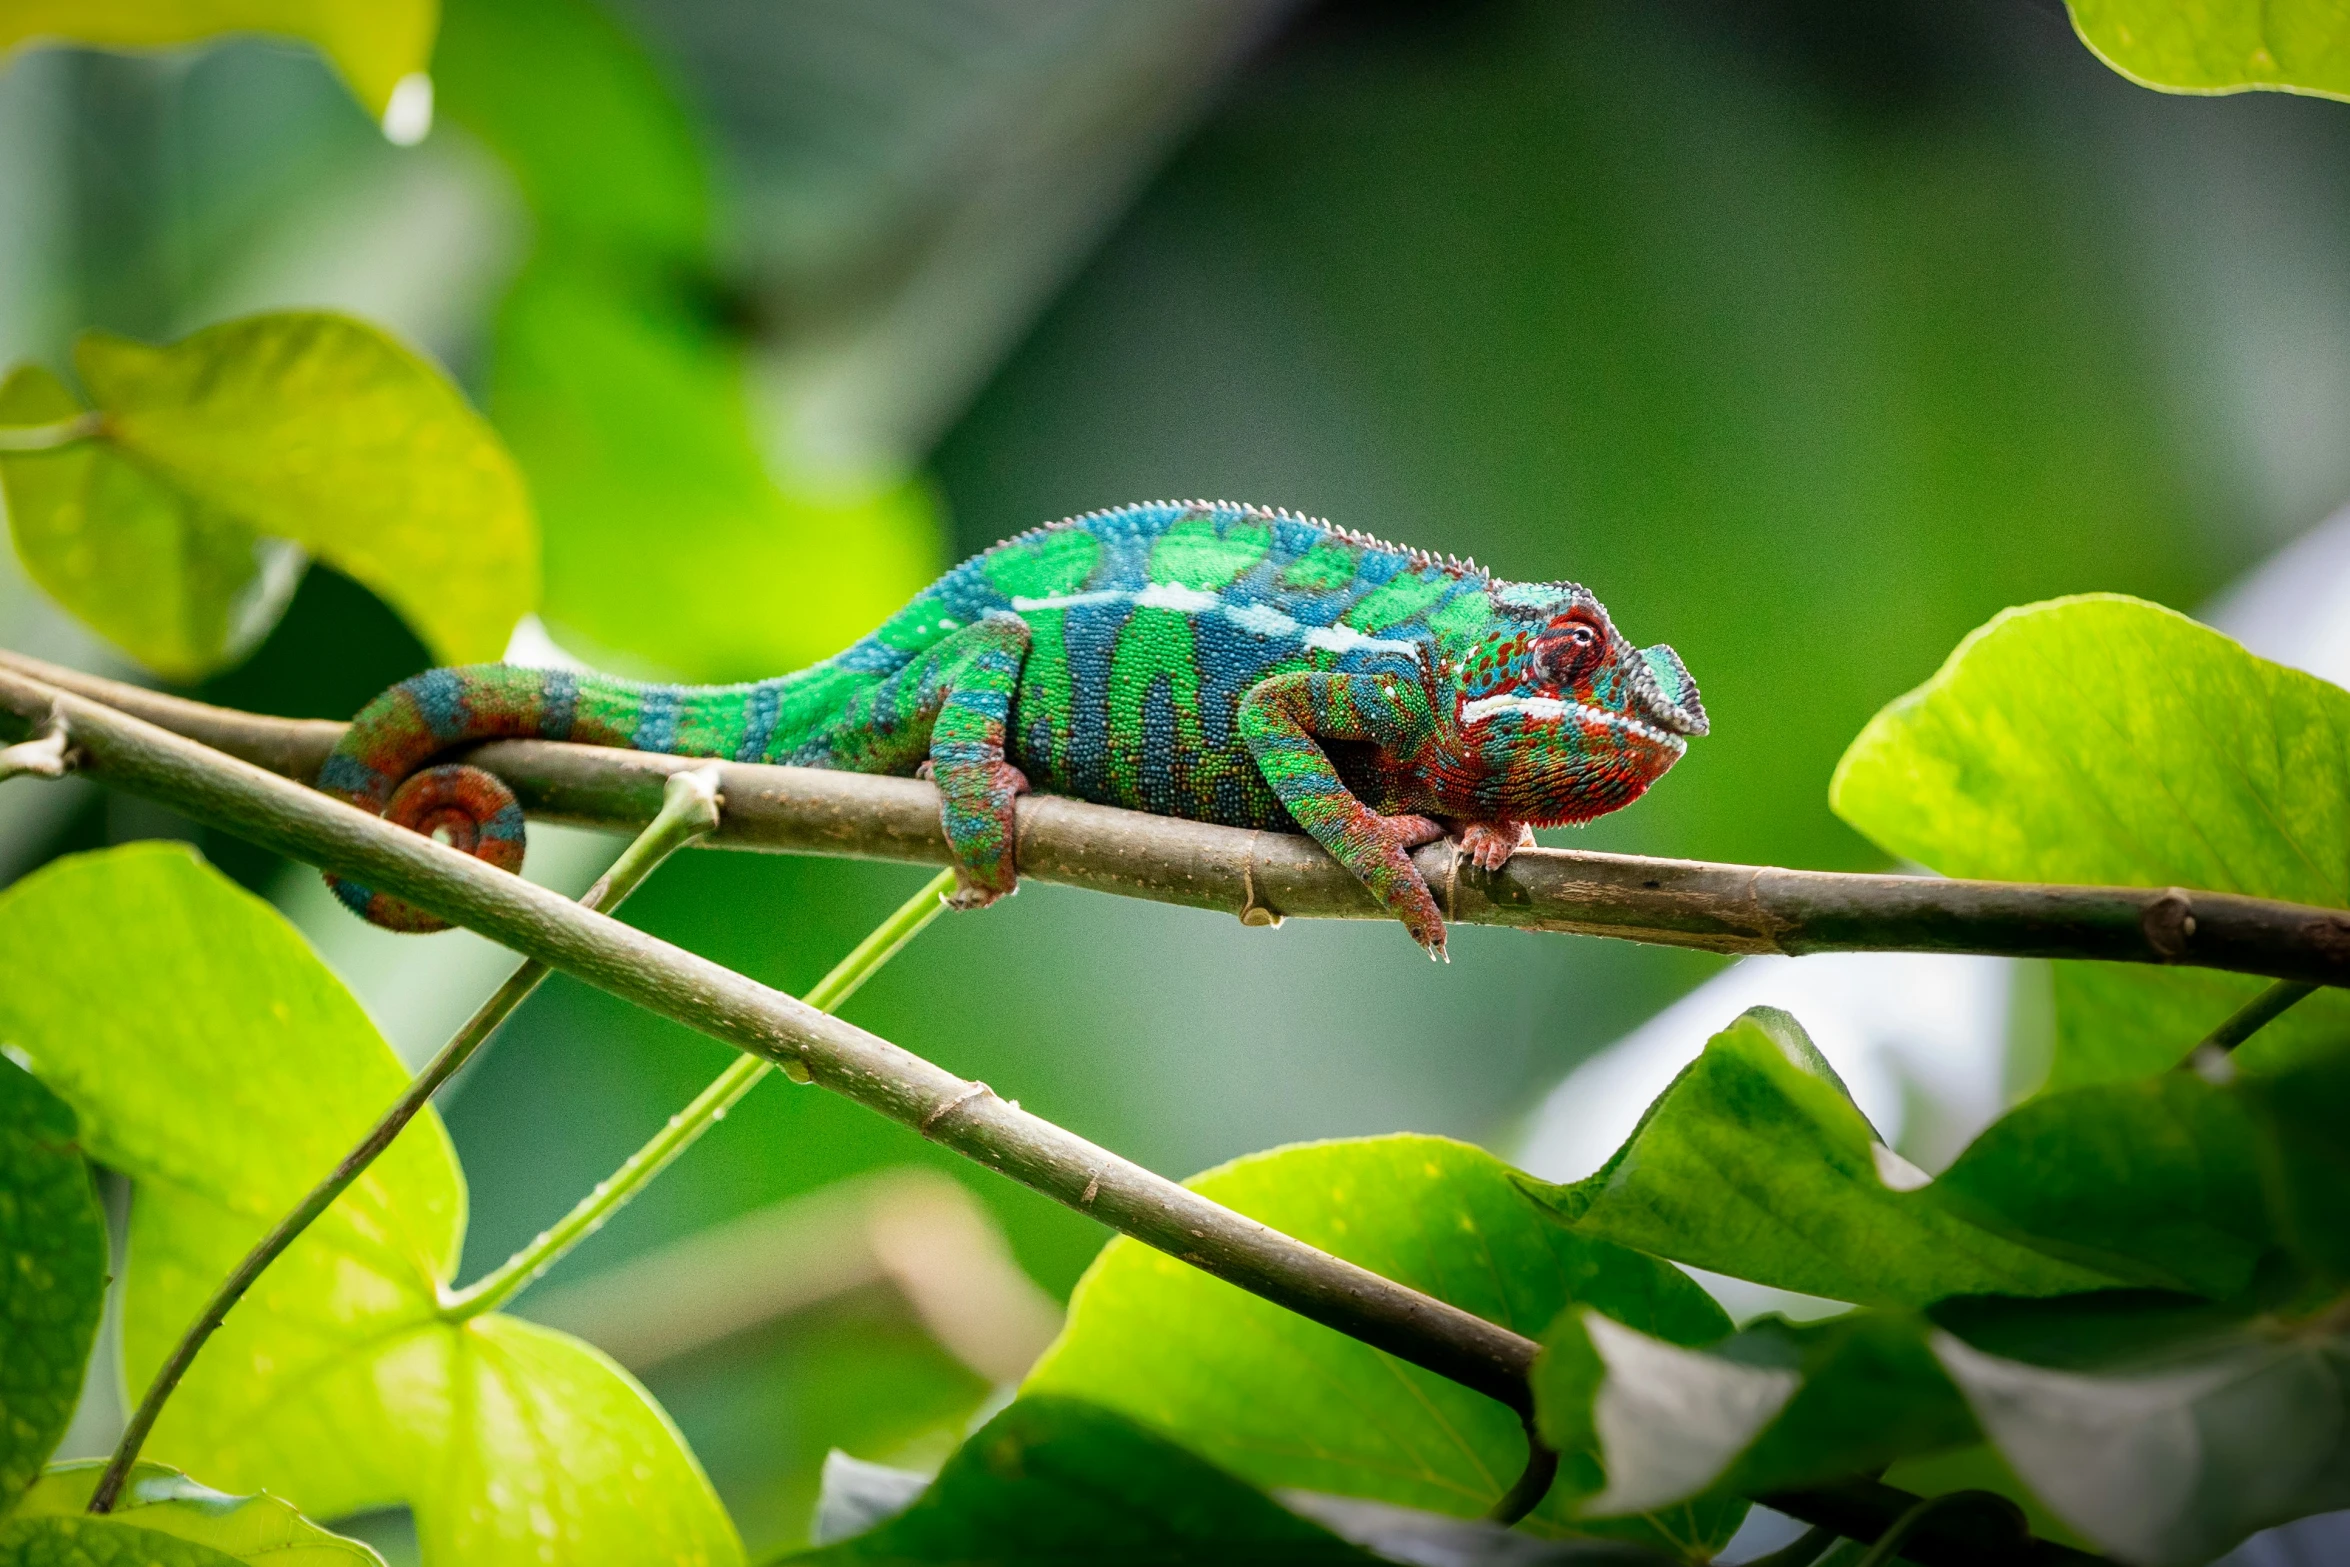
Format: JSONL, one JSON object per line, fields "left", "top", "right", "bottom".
{"left": 316, "top": 753, "right": 383, "bottom": 797}
{"left": 541, "top": 668, "right": 579, "bottom": 742}
{"left": 737, "top": 679, "right": 783, "bottom": 762}
{"left": 411, "top": 668, "right": 468, "bottom": 743}
{"left": 634, "top": 686, "right": 681, "bottom": 753}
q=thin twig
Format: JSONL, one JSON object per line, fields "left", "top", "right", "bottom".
{"left": 441, "top": 868, "right": 954, "bottom": 1320}
{"left": 1485, "top": 1416, "right": 1558, "bottom": 1525}
{"left": 85, "top": 767, "right": 727, "bottom": 1514}
{"left": 0, "top": 711, "right": 72, "bottom": 780}
{"left": 5, "top": 649, "right": 2346, "bottom": 987}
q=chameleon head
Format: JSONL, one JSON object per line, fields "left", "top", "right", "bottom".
{"left": 1437, "top": 582, "right": 1707, "bottom": 825}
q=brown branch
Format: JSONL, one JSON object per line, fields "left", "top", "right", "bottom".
{"left": 0, "top": 660, "right": 2129, "bottom": 1564}
{"left": 6, "top": 649, "right": 2345, "bottom": 987}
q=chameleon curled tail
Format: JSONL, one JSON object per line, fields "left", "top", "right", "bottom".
{"left": 315, "top": 665, "right": 581, "bottom": 931}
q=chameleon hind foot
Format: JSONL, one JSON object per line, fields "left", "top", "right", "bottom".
{"left": 1455, "top": 820, "right": 1536, "bottom": 872}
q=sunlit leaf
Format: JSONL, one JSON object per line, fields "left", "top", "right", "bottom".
{"left": 1525, "top": 1008, "right": 2119, "bottom": 1308}
{"left": 788, "top": 1397, "right": 1380, "bottom": 1565}
{"left": 1024, "top": 1135, "right": 1741, "bottom": 1556}
{"left": 2065, "top": 0, "right": 2350, "bottom": 102}
{"left": 14, "top": 1462, "right": 384, "bottom": 1566}
{"left": 0, "top": 1059, "right": 107, "bottom": 1514}
{"left": 1830, "top": 595, "right": 2350, "bottom": 1086}
{"left": 0, "top": 845, "right": 739, "bottom": 1567}
{"left": 1, "top": 313, "right": 534, "bottom": 679}
{"left": 0, "top": 0, "right": 435, "bottom": 123}
{"left": 0, "top": 1516, "right": 244, "bottom": 1567}
{"left": 0, "top": 368, "right": 298, "bottom": 683}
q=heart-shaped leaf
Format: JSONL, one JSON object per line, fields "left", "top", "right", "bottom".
{"left": 0, "top": 845, "right": 738, "bottom": 1567}
{"left": 1830, "top": 595, "right": 2350, "bottom": 1087}
{"left": 1024, "top": 1134, "right": 1741, "bottom": 1557}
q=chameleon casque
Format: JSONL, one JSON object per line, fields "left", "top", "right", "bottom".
{"left": 319, "top": 500, "right": 1707, "bottom": 955}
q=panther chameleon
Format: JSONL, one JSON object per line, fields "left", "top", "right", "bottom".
{"left": 318, "top": 500, "right": 1707, "bottom": 956}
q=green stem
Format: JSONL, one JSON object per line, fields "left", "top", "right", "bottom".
{"left": 440, "top": 867, "right": 955, "bottom": 1321}
{"left": 2186, "top": 979, "right": 2317, "bottom": 1080}
{"left": 0, "top": 412, "right": 105, "bottom": 452}
{"left": 86, "top": 767, "right": 726, "bottom": 1515}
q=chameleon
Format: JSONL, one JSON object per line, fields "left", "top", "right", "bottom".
{"left": 318, "top": 500, "right": 1707, "bottom": 956}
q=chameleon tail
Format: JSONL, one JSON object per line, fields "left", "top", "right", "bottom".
{"left": 315, "top": 664, "right": 572, "bottom": 931}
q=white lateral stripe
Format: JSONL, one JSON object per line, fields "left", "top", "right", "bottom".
{"left": 1459, "top": 694, "right": 1684, "bottom": 749}
{"left": 1304, "top": 623, "right": 1422, "bottom": 657}
{"left": 1007, "top": 587, "right": 1423, "bottom": 662}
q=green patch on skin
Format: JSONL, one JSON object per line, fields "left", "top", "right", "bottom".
{"left": 1012, "top": 610, "right": 1077, "bottom": 784}
{"left": 1149, "top": 513, "right": 1271, "bottom": 590}
{"left": 1277, "top": 536, "right": 1361, "bottom": 593}
{"left": 984, "top": 527, "right": 1100, "bottom": 599}
{"left": 670, "top": 696, "right": 751, "bottom": 761}
{"left": 1342, "top": 568, "right": 1455, "bottom": 633}
{"left": 1429, "top": 584, "right": 1507, "bottom": 645}
{"left": 1106, "top": 610, "right": 1204, "bottom": 805}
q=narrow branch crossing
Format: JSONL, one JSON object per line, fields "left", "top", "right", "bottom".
{"left": 6, "top": 650, "right": 2346, "bottom": 988}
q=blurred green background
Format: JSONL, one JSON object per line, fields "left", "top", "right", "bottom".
{"left": 6, "top": 0, "right": 2350, "bottom": 1554}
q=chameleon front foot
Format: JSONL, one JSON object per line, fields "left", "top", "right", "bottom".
{"left": 1345, "top": 811, "right": 1451, "bottom": 959}
{"left": 1455, "top": 820, "right": 1536, "bottom": 872}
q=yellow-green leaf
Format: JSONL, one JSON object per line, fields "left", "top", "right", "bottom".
{"left": 0, "top": 313, "right": 537, "bottom": 679}
{"left": 0, "top": 1, "right": 436, "bottom": 126}
{"left": 1830, "top": 595, "right": 2350, "bottom": 1085}
{"left": 2066, "top": 0, "right": 2350, "bottom": 103}
{"left": 15, "top": 1463, "right": 384, "bottom": 1566}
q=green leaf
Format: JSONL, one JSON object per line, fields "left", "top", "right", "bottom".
{"left": 0, "top": 1, "right": 435, "bottom": 123}
{"left": 2064, "top": 0, "right": 2350, "bottom": 103}
{"left": 1532, "top": 1307, "right": 1977, "bottom": 1514}
{"left": 1023, "top": 1135, "right": 1741, "bottom": 1556}
{"left": 13, "top": 1462, "right": 384, "bottom": 1565}
{"left": 786, "top": 1396, "right": 1380, "bottom": 1565}
{"left": 0, "top": 845, "right": 740, "bottom": 1567}
{"left": 2237, "top": 1041, "right": 2350, "bottom": 1285}
{"left": 1926, "top": 1289, "right": 2350, "bottom": 1567}
{"left": 0, "top": 367, "right": 298, "bottom": 683}
{"left": 0, "top": 1059, "right": 107, "bottom": 1514}
{"left": 435, "top": 0, "right": 942, "bottom": 683}
{"left": 0, "top": 1516, "right": 245, "bottom": 1567}
{"left": 1929, "top": 1072, "right": 2272, "bottom": 1300}
{"left": 485, "top": 256, "right": 937, "bottom": 681}
{"left": 1830, "top": 595, "right": 2350, "bottom": 1086}
{"left": 1, "top": 313, "right": 536, "bottom": 678}
{"left": 1526, "top": 1008, "right": 2119, "bottom": 1308}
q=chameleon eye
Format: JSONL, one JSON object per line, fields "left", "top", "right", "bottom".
{"left": 1534, "top": 621, "right": 1603, "bottom": 687}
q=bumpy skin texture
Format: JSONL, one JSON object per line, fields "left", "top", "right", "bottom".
{"left": 320, "top": 501, "right": 1708, "bottom": 952}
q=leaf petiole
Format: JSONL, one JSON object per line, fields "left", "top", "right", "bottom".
{"left": 0, "top": 411, "right": 104, "bottom": 452}
{"left": 437, "top": 863, "right": 957, "bottom": 1322}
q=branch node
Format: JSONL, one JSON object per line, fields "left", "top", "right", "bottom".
{"left": 921, "top": 1080, "right": 994, "bottom": 1134}
{"left": 1238, "top": 832, "right": 1283, "bottom": 928}
{"left": 0, "top": 712, "right": 72, "bottom": 782}
{"left": 2141, "top": 888, "right": 2196, "bottom": 958}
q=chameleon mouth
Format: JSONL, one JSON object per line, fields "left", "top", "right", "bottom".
{"left": 1457, "top": 694, "right": 1688, "bottom": 753}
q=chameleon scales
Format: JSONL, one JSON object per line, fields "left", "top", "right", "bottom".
{"left": 319, "top": 500, "right": 1707, "bottom": 956}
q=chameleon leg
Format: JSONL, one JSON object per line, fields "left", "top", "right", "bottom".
{"left": 1237, "top": 670, "right": 1450, "bottom": 955}
{"left": 920, "top": 612, "right": 1034, "bottom": 910}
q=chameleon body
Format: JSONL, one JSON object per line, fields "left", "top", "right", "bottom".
{"left": 319, "top": 500, "right": 1707, "bottom": 954}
